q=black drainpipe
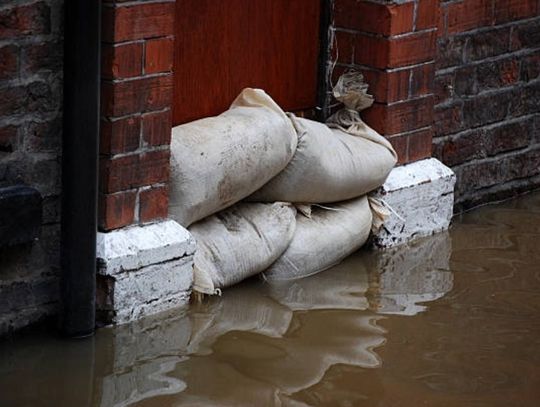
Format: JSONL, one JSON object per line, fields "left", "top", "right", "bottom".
{"left": 60, "top": 0, "right": 101, "bottom": 337}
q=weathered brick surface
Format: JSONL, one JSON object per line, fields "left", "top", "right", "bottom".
{"left": 139, "top": 186, "right": 168, "bottom": 223}
{"left": 102, "top": 42, "right": 143, "bottom": 79}
{"left": 100, "top": 1, "right": 176, "bottom": 230}
{"left": 0, "top": 0, "right": 64, "bottom": 336}
{"left": 331, "top": 0, "right": 438, "bottom": 164}
{"left": 332, "top": 0, "right": 540, "bottom": 209}
{"left": 145, "top": 37, "right": 174, "bottom": 74}
{"left": 99, "top": 191, "right": 137, "bottom": 230}
{"left": 334, "top": 0, "right": 415, "bottom": 36}
{"left": 436, "top": 0, "right": 540, "bottom": 209}
{"left": 102, "top": 2, "right": 174, "bottom": 43}
{"left": 0, "top": 1, "right": 51, "bottom": 40}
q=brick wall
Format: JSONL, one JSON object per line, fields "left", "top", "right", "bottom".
{"left": 433, "top": 0, "right": 540, "bottom": 210}
{"left": 331, "top": 0, "right": 438, "bottom": 164}
{"left": 330, "top": 0, "right": 540, "bottom": 210}
{"left": 0, "top": 0, "right": 64, "bottom": 334}
{"left": 100, "top": 0, "right": 175, "bottom": 231}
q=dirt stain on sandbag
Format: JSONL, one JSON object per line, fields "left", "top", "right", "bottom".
{"left": 216, "top": 210, "right": 243, "bottom": 233}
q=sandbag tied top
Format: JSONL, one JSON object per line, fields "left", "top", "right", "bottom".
{"left": 263, "top": 195, "right": 373, "bottom": 281}
{"left": 169, "top": 88, "right": 297, "bottom": 227}
{"left": 189, "top": 202, "right": 297, "bottom": 295}
{"left": 248, "top": 116, "right": 397, "bottom": 204}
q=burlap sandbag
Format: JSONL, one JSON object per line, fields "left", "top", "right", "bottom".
{"left": 169, "top": 88, "right": 297, "bottom": 226}
{"left": 248, "top": 115, "right": 396, "bottom": 203}
{"left": 189, "top": 202, "right": 297, "bottom": 295}
{"left": 263, "top": 196, "right": 372, "bottom": 281}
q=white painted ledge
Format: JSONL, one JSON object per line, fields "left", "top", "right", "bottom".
{"left": 96, "top": 220, "right": 196, "bottom": 325}
{"left": 96, "top": 219, "right": 196, "bottom": 275}
{"left": 370, "top": 158, "right": 456, "bottom": 248}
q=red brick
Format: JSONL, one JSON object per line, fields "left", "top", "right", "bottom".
{"left": 354, "top": 32, "right": 438, "bottom": 72}
{"left": 438, "top": 129, "right": 485, "bottom": 166}
{"left": 100, "top": 116, "right": 141, "bottom": 155}
{"left": 387, "top": 134, "right": 408, "bottom": 164}
{"left": 447, "top": 0, "right": 493, "bottom": 34}
{"left": 438, "top": 2, "right": 448, "bottom": 37}
{"left": 363, "top": 69, "right": 411, "bottom": 103}
{"left": 362, "top": 96, "right": 435, "bottom": 135}
{"left": 334, "top": 0, "right": 415, "bottom": 36}
{"left": 416, "top": 0, "right": 439, "bottom": 30}
{"left": 100, "top": 150, "right": 170, "bottom": 193}
{"left": 0, "top": 82, "right": 55, "bottom": 117}
{"left": 102, "top": 43, "right": 143, "bottom": 79}
{"left": 99, "top": 191, "right": 137, "bottom": 230}
{"left": 138, "top": 150, "right": 170, "bottom": 186}
{"left": 145, "top": 38, "right": 173, "bottom": 74}
{"left": 102, "top": 2, "right": 174, "bottom": 43}
{"left": 485, "top": 118, "right": 532, "bottom": 156}
{"left": 410, "top": 63, "right": 435, "bottom": 98}
{"left": 0, "top": 45, "right": 18, "bottom": 81}
{"left": 22, "top": 41, "right": 63, "bottom": 73}
{"left": 494, "top": 0, "right": 537, "bottom": 24}
{"left": 408, "top": 128, "right": 433, "bottom": 162}
{"left": 354, "top": 35, "right": 390, "bottom": 69}
{"left": 466, "top": 27, "right": 511, "bottom": 61}
{"left": 142, "top": 110, "right": 172, "bottom": 146}
{"left": 0, "top": 2, "right": 50, "bottom": 40}
{"left": 388, "top": 31, "right": 437, "bottom": 68}
{"left": 102, "top": 74, "right": 173, "bottom": 117}
{"left": 139, "top": 186, "right": 168, "bottom": 223}
{"left": 333, "top": 31, "right": 355, "bottom": 64}
{"left": 477, "top": 58, "right": 519, "bottom": 91}
{"left": 434, "top": 104, "right": 464, "bottom": 136}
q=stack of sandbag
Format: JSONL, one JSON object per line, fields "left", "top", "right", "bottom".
{"left": 189, "top": 202, "right": 297, "bottom": 295}
{"left": 252, "top": 72, "right": 397, "bottom": 281}
{"left": 169, "top": 73, "right": 397, "bottom": 295}
{"left": 169, "top": 88, "right": 297, "bottom": 227}
{"left": 169, "top": 88, "right": 299, "bottom": 295}
{"left": 248, "top": 115, "right": 396, "bottom": 203}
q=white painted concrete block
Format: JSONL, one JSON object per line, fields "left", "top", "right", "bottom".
{"left": 96, "top": 220, "right": 196, "bottom": 325}
{"left": 370, "top": 158, "right": 456, "bottom": 248}
{"left": 96, "top": 219, "right": 195, "bottom": 275}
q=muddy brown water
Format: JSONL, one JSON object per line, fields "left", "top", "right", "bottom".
{"left": 2, "top": 192, "right": 540, "bottom": 406}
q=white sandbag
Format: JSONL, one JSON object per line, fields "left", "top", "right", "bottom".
{"left": 263, "top": 196, "right": 372, "bottom": 281}
{"left": 189, "top": 202, "right": 297, "bottom": 295}
{"left": 248, "top": 115, "right": 397, "bottom": 203}
{"left": 169, "top": 88, "right": 297, "bottom": 226}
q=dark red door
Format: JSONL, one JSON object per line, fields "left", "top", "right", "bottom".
{"left": 173, "top": 0, "right": 322, "bottom": 125}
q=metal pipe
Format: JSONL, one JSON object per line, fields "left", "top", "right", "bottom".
{"left": 60, "top": 0, "right": 101, "bottom": 337}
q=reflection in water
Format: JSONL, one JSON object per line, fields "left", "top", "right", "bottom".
{"left": 2, "top": 192, "right": 540, "bottom": 406}
{"left": 367, "top": 231, "right": 454, "bottom": 316}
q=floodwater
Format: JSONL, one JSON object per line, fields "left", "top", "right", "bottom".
{"left": 2, "top": 192, "right": 540, "bottom": 407}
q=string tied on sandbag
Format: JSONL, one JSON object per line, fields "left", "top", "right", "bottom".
{"left": 326, "top": 71, "right": 397, "bottom": 160}
{"left": 331, "top": 70, "right": 375, "bottom": 112}
{"left": 368, "top": 196, "right": 405, "bottom": 234}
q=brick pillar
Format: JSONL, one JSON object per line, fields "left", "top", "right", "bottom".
{"left": 332, "top": 0, "right": 439, "bottom": 164}
{"left": 99, "top": 1, "right": 175, "bottom": 231}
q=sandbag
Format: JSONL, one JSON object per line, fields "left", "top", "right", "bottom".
{"left": 189, "top": 202, "right": 297, "bottom": 295}
{"left": 169, "top": 88, "right": 297, "bottom": 226}
{"left": 248, "top": 115, "right": 397, "bottom": 203}
{"left": 263, "top": 196, "right": 372, "bottom": 281}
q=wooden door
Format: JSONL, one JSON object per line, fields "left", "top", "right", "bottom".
{"left": 173, "top": 0, "right": 322, "bottom": 125}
